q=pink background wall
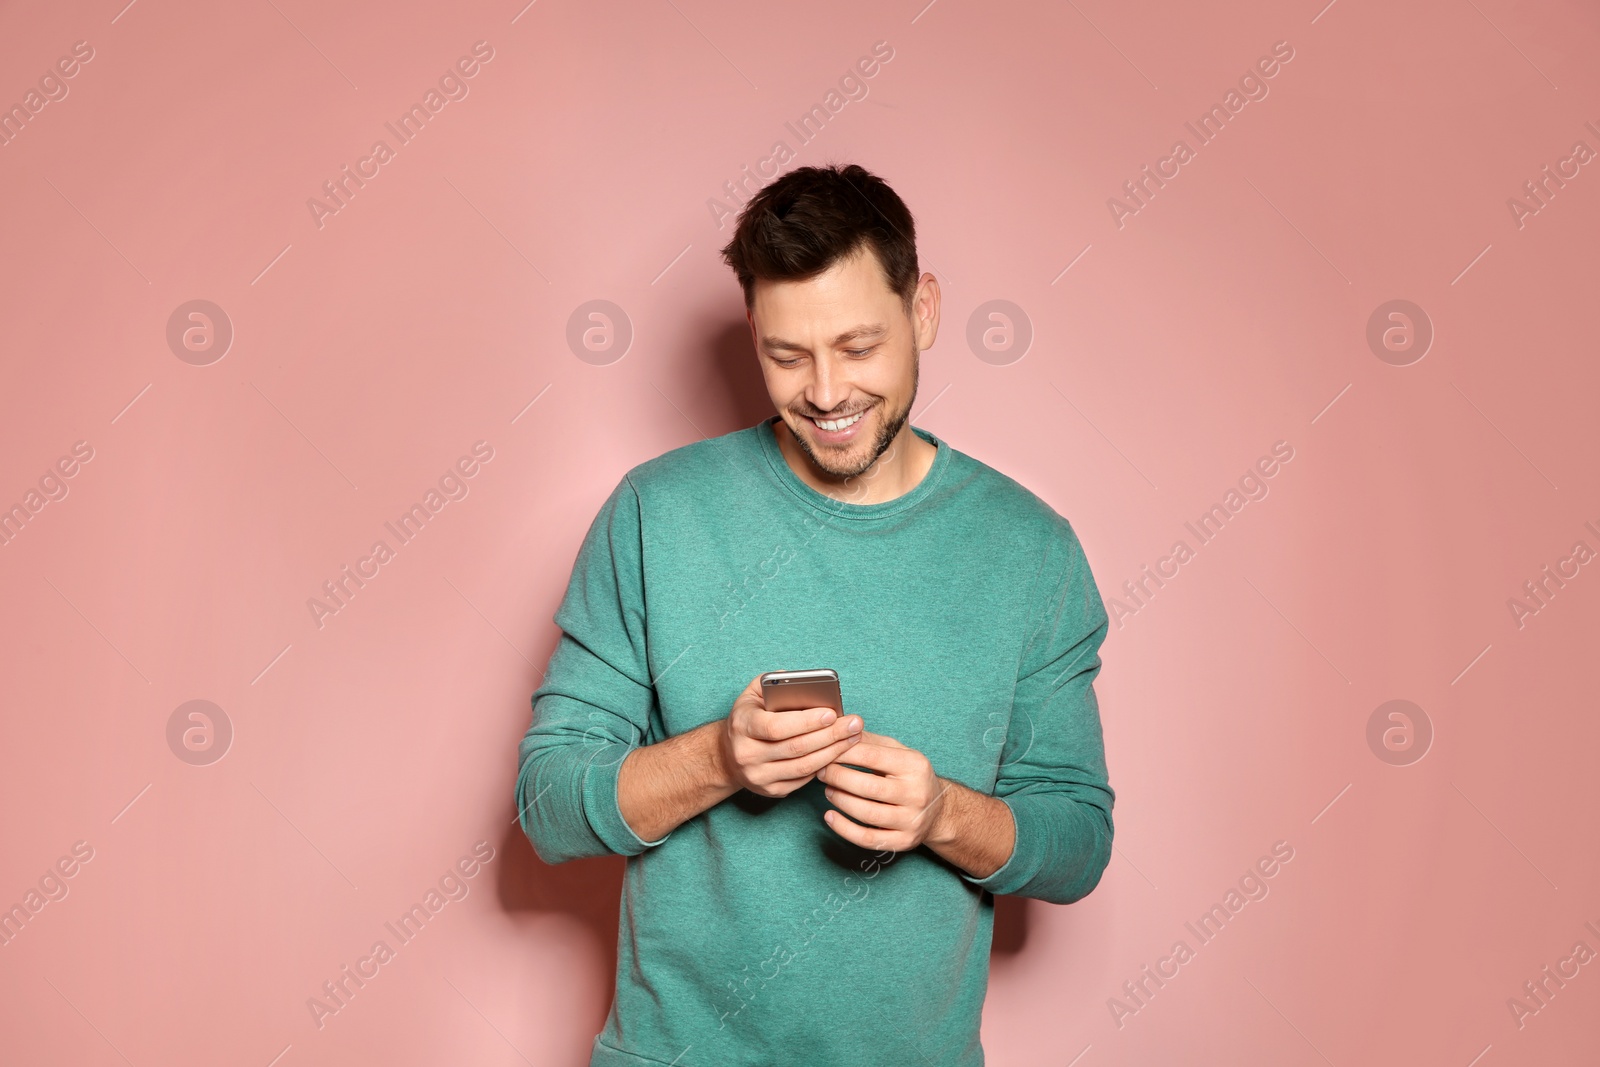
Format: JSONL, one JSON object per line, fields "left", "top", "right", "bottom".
{"left": 2, "top": 1, "right": 1596, "bottom": 1064}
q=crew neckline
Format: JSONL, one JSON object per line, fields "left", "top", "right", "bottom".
{"left": 754, "top": 414, "right": 952, "bottom": 522}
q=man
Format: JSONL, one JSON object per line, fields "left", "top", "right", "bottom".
{"left": 517, "top": 163, "right": 1114, "bottom": 1066}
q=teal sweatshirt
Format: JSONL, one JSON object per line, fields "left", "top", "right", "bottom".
{"left": 516, "top": 416, "right": 1114, "bottom": 1067}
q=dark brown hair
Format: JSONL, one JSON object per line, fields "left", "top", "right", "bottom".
{"left": 718, "top": 163, "right": 919, "bottom": 314}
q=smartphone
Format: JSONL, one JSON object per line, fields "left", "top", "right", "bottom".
{"left": 760, "top": 669, "right": 844, "bottom": 715}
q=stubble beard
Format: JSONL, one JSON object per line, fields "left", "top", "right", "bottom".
{"left": 788, "top": 346, "right": 920, "bottom": 481}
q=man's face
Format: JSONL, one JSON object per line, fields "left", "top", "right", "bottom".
{"left": 748, "top": 244, "right": 938, "bottom": 480}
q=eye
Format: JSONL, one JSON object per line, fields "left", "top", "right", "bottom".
{"left": 845, "top": 348, "right": 873, "bottom": 357}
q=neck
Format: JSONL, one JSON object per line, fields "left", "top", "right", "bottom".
{"left": 771, "top": 417, "right": 937, "bottom": 505}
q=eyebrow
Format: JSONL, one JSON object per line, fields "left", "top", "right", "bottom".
{"left": 759, "top": 324, "right": 888, "bottom": 352}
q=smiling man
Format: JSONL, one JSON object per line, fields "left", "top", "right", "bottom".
{"left": 516, "top": 163, "right": 1115, "bottom": 1067}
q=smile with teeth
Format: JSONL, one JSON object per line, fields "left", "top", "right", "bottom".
{"left": 810, "top": 410, "right": 866, "bottom": 432}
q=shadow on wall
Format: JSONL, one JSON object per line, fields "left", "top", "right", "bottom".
{"left": 703, "top": 315, "right": 777, "bottom": 434}
{"left": 493, "top": 315, "right": 1031, "bottom": 1021}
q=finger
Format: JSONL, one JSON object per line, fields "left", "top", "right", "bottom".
{"left": 821, "top": 736, "right": 904, "bottom": 775}
{"left": 735, "top": 674, "right": 766, "bottom": 706}
{"left": 816, "top": 761, "right": 898, "bottom": 801}
{"left": 823, "top": 808, "right": 906, "bottom": 853}
{"left": 750, "top": 714, "right": 862, "bottom": 756}
{"left": 822, "top": 785, "right": 908, "bottom": 831}
{"left": 752, "top": 727, "right": 852, "bottom": 766}
{"left": 747, "top": 707, "right": 859, "bottom": 743}
{"left": 762, "top": 733, "right": 863, "bottom": 781}
{"left": 856, "top": 729, "right": 905, "bottom": 748}
{"left": 751, "top": 776, "right": 814, "bottom": 797}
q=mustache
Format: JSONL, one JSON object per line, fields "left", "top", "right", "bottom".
{"left": 800, "top": 404, "right": 872, "bottom": 419}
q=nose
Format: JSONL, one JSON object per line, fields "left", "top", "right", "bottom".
{"left": 807, "top": 354, "right": 848, "bottom": 413}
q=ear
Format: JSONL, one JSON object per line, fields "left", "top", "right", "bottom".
{"left": 912, "top": 272, "right": 941, "bottom": 352}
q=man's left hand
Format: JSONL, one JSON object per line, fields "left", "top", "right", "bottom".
{"left": 815, "top": 729, "right": 952, "bottom": 851}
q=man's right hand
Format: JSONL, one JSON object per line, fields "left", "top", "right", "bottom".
{"left": 716, "top": 674, "right": 864, "bottom": 798}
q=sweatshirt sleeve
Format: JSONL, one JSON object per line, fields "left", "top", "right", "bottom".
{"left": 960, "top": 522, "right": 1115, "bottom": 904}
{"left": 515, "top": 474, "right": 672, "bottom": 864}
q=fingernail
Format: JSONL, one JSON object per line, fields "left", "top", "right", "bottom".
{"left": 848, "top": 718, "right": 862, "bottom": 733}
{"left": 819, "top": 709, "right": 836, "bottom": 724}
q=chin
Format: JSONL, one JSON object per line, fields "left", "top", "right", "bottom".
{"left": 814, "top": 458, "right": 873, "bottom": 481}
{"left": 799, "top": 428, "right": 882, "bottom": 481}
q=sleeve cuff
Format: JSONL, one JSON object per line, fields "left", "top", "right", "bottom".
{"left": 959, "top": 796, "right": 1028, "bottom": 895}
{"left": 582, "top": 746, "right": 672, "bottom": 855}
